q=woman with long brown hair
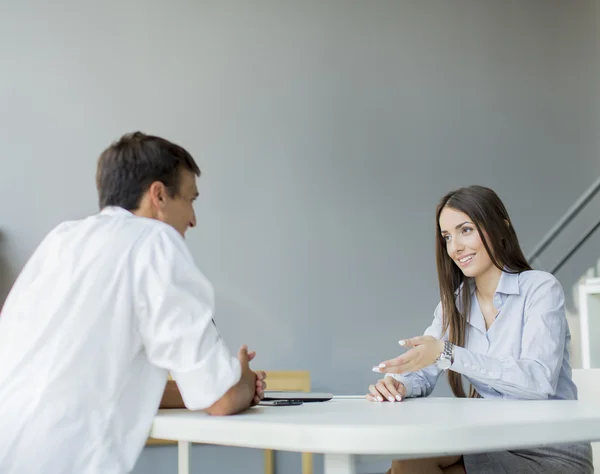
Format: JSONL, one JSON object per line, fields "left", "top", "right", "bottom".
{"left": 367, "top": 185, "right": 592, "bottom": 473}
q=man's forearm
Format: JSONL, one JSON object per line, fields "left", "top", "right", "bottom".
{"left": 205, "top": 376, "right": 255, "bottom": 416}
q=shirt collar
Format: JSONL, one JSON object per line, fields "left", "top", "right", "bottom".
{"left": 464, "top": 268, "right": 520, "bottom": 297}
{"left": 495, "top": 270, "right": 520, "bottom": 296}
{"left": 100, "top": 206, "right": 134, "bottom": 217}
{"left": 456, "top": 269, "right": 519, "bottom": 312}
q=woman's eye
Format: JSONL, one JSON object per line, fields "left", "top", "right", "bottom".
{"left": 443, "top": 234, "right": 451, "bottom": 242}
{"left": 461, "top": 227, "right": 473, "bottom": 234}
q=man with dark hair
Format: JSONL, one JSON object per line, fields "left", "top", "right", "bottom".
{"left": 96, "top": 131, "right": 202, "bottom": 236}
{"left": 0, "top": 132, "right": 265, "bottom": 474}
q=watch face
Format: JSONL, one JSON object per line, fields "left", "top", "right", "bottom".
{"left": 437, "top": 357, "right": 451, "bottom": 370}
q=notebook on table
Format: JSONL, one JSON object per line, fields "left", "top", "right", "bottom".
{"left": 262, "top": 391, "right": 333, "bottom": 402}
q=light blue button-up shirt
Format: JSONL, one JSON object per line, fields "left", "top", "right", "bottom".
{"left": 392, "top": 270, "right": 578, "bottom": 400}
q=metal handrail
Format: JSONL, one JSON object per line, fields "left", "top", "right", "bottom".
{"left": 550, "top": 216, "right": 600, "bottom": 274}
{"left": 527, "top": 175, "right": 600, "bottom": 264}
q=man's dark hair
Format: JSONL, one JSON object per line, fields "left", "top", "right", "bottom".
{"left": 96, "top": 131, "right": 201, "bottom": 210}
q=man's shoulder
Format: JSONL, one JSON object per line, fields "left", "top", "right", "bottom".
{"left": 47, "top": 210, "right": 181, "bottom": 250}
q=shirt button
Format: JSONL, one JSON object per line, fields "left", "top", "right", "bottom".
{"left": 471, "top": 365, "right": 477, "bottom": 370}
{"left": 464, "top": 362, "right": 469, "bottom": 368}
{"left": 480, "top": 368, "right": 486, "bottom": 374}
{"left": 489, "top": 372, "right": 494, "bottom": 377}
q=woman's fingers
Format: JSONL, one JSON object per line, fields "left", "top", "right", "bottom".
{"left": 399, "top": 335, "right": 435, "bottom": 347}
{"left": 367, "top": 378, "right": 407, "bottom": 402}
{"left": 367, "top": 384, "right": 384, "bottom": 402}
{"left": 373, "top": 352, "right": 414, "bottom": 374}
{"left": 384, "top": 377, "right": 404, "bottom": 401}
{"left": 375, "top": 379, "right": 396, "bottom": 403}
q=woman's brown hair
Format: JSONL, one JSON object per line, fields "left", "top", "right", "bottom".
{"left": 435, "top": 186, "right": 531, "bottom": 397}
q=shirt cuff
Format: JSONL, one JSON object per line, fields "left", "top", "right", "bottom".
{"left": 451, "top": 346, "right": 502, "bottom": 381}
{"left": 171, "top": 341, "right": 242, "bottom": 410}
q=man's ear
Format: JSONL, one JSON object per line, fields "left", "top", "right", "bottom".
{"left": 504, "top": 219, "right": 510, "bottom": 228}
{"left": 148, "top": 181, "right": 167, "bottom": 209}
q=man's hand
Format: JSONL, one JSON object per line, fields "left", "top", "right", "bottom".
{"left": 237, "top": 345, "right": 258, "bottom": 402}
{"left": 372, "top": 336, "right": 444, "bottom": 375}
{"left": 247, "top": 349, "right": 266, "bottom": 405}
{"left": 205, "top": 345, "right": 265, "bottom": 416}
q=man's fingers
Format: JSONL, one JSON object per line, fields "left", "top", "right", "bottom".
{"left": 254, "top": 370, "right": 266, "bottom": 393}
{"left": 247, "top": 351, "right": 257, "bottom": 362}
{"left": 237, "top": 345, "right": 249, "bottom": 364}
{"left": 253, "top": 378, "right": 265, "bottom": 406}
{"left": 255, "top": 370, "right": 266, "bottom": 381}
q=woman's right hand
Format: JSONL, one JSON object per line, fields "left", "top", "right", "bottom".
{"left": 366, "top": 377, "right": 407, "bottom": 402}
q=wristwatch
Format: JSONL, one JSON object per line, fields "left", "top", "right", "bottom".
{"left": 435, "top": 341, "right": 455, "bottom": 370}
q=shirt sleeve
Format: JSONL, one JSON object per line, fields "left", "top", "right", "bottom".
{"left": 450, "top": 275, "right": 566, "bottom": 399}
{"left": 134, "top": 226, "right": 241, "bottom": 410}
{"left": 387, "top": 303, "right": 445, "bottom": 398}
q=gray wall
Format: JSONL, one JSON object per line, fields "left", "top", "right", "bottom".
{"left": 0, "top": 1, "right": 598, "bottom": 473}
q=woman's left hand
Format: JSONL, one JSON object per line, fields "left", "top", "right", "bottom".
{"left": 372, "top": 336, "right": 444, "bottom": 375}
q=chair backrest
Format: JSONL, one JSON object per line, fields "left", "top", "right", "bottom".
{"left": 262, "top": 371, "right": 312, "bottom": 474}
{"left": 264, "top": 370, "right": 311, "bottom": 392}
{"left": 571, "top": 368, "right": 600, "bottom": 470}
{"left": 572, "top": 368, "right": 600, "bottom": 400}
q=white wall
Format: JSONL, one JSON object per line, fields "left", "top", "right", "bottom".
{"left": 0, "top": 1, "right": 597, "bottom": 473}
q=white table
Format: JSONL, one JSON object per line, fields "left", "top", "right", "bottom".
{"left": 150, "top": 397, "right": 600, "bottom": 474}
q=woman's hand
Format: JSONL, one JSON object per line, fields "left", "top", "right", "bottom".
{"left": 372, "top": 336, "right": 444, "bottom": 375}
{"left": 366, "top": 377, "right": 407, "bottom": 402}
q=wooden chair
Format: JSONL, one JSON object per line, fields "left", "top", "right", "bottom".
{"left": 263, "top": 370, "right": 312, "bottom": 474}
{"left": 147, "top": 371, "right": 314, "bottom": 474}
{"left": 147, "top": 373, "right": 178, "bottom": 446}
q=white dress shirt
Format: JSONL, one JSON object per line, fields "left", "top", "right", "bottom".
{"left": 0, "top": 206, "right": 241, "bottom": 474}
{"left": 391, "top": 270, "right": 578, "bottom": 400}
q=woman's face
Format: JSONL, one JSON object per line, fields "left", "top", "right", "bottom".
{"left": 439, "top": 206, "right": 494, "bottom": 278}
